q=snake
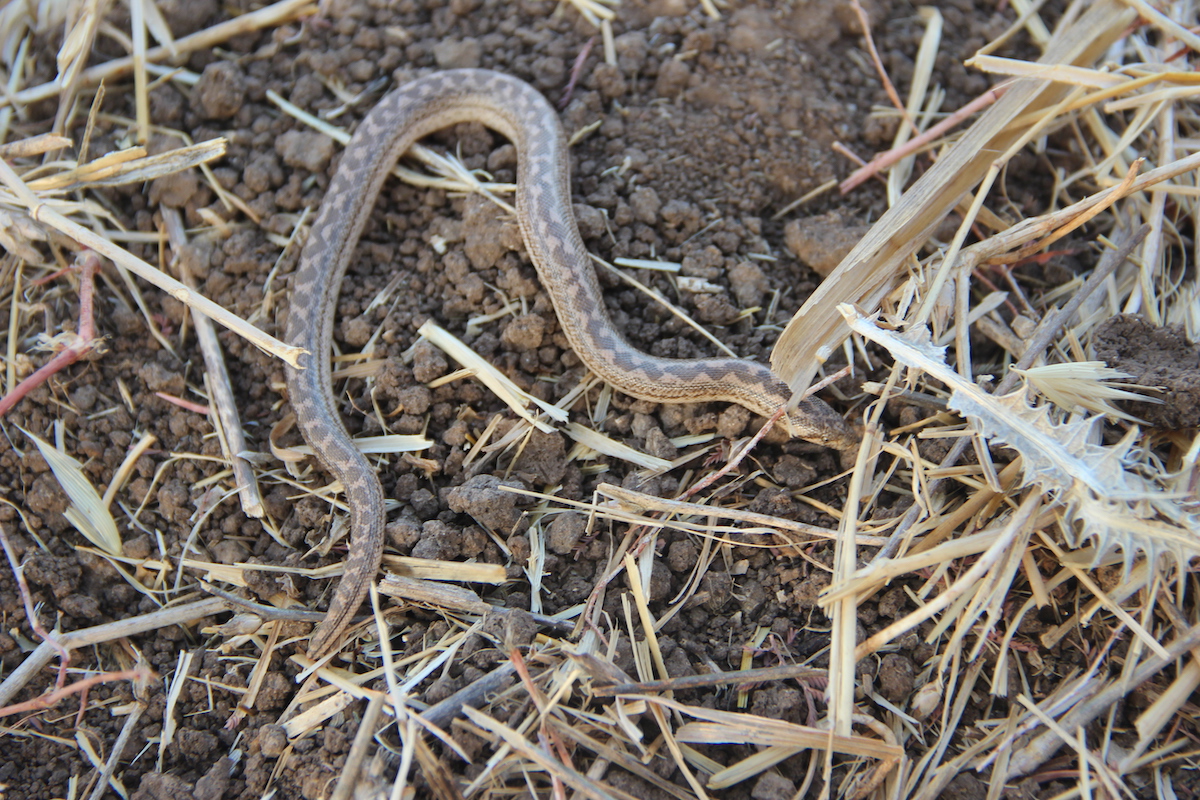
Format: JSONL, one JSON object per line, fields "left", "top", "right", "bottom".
{"left": 285, "top": 69, "right": 857, "bottom": 658}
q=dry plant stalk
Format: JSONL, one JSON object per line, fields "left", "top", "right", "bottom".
{"left": 772, "top": 0, "right": 1138, "bottom": 391}
{"left": 762, "top": 0, "right": 1200, "bottom": 793}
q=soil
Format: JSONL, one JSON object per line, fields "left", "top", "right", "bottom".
{"left": 0, "top": 1, "right": 1179, "bottom": 799}
{"left": 1093, "top": 314, "right": 1200, "bottom": 429}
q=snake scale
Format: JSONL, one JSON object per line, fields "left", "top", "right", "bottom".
{"left": 286, "top": 69, "right": 857, "bottom": 658}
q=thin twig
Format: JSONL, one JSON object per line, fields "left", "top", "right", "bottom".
{"left": 840, "top": 82, "right": 1011, "bottom": 193}
{"left": 0, "top": 598, "right": 227, "bottom": 708}
{"left": 0, "top": 667, "right": 152, "bottom": 719}
{"left": 850, "top": 0, "right": 917, "bottom": 137}
{"left": 0, "top": 252, "right": 102, "bottom": 417}
{"left": 561, "top": 37, "right": 595, "bottom": 109}
{"left": 163, "top": 208, "right": 264, "bottom": 518}
{"left": 0, "top": 524, "right": 70, "bottom": 689}
{"left": 420, "top": 663, "right": 518, "bottom": 730}
{"left": 592, "top": 663, "right": 827, "bottom": 697}
{"left": 329, "top": 693, "right": 385, "bottom": 800}
{"left": 85, "top": 664, "right": 150, "bottom": 800}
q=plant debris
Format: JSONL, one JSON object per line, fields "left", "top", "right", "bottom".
{"left": 0, "top": 0, "right": 1197, "bottom": 798}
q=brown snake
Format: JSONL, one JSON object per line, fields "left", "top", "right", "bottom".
{"left": 286, "top": 69, "right": 857, "bottom": 658}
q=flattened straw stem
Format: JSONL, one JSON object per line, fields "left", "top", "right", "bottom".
{"left": 163, "top": 208, "right": 264, "bottom": 518}
{"left": 421, "top": 663, "right": 517, "bottom": 729}
{"left": 329, "top": 693, "right": 385, "bottom": 800}
{"left": 130, "top": 0, "right": 150, "bottom": 144}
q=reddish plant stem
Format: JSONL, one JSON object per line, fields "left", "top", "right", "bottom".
{"left": 560, "top": 36, "right": 595, "bottom": 110}
{"left": 0, "top": 251, "right": 103, "bottom": 417}
{"left": 0, "top": 668, "right": 152, "bottom": 719}
{"left": 0, "top": 524, "right": 70, "bottom": 689}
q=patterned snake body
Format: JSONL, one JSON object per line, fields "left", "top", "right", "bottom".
{"left": 286, "top": 69, "right": 856, "bottom": 658}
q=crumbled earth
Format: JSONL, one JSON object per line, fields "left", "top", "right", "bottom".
{"left": 1093, "top": 314, "right": 1200, "bottom": 429}
{"left": 0, "top": 0, "right": 1125, "bottom": 798}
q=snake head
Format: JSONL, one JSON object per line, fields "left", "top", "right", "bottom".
{"left": 783, "top": 398, "right": 861, "bottom": 453}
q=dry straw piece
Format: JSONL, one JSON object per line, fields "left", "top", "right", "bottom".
{"left": 775, "top": 0, "right": 1141, "bottom": 388}
{"left": 764, "top": 0, "right": 1200, "bottom": 795}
